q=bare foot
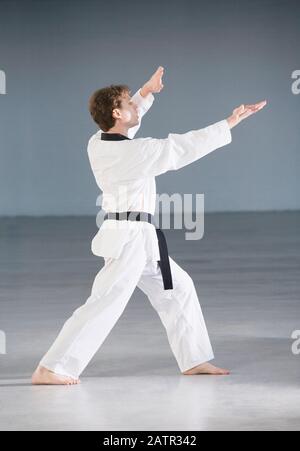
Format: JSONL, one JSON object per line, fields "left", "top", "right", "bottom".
{"left": 182, "top": 362, "right": 230, "bottom": 375}
{"left": 31, "top": 365, "right": 81, "bottom": 385}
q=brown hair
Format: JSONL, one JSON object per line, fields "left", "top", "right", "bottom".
{"left": 88, "top": 84, "right": 130, "bottom": 131}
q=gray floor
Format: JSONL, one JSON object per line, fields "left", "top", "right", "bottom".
{"left": 0, "top": 212, "right": 299, "bottom": 431}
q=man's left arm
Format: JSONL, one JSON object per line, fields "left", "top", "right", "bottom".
{"left": 128, "top": 66, "right": 164, "bottom": 139}
{"left": 128, "top": 88, "right": 155, "bottom": 139}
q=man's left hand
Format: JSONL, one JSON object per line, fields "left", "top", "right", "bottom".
{"left": 140, "top": 66, "right": 164, "bottom": 97}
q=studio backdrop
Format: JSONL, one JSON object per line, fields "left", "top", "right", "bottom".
{"left": 0, "top": 0, "right": 299, "bottom": 216}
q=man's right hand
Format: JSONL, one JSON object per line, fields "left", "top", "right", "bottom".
{"left": 226, "top": 100, "right": 267, "bottom": 129}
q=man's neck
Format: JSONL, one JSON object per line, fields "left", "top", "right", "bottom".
{"left": 105, "top": 126, "right": 129, "bottom": 137}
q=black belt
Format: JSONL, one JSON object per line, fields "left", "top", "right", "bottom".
{"left": 103, "top": 211, "right": 173, "bottom": 290}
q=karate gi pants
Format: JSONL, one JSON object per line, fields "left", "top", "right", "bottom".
{"left": 39, "top": 229, "right": 214, "bottom": 378}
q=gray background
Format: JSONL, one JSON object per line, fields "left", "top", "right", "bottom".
{"left": 0, "top": 0, "right": 299, "bottom": 215}
{"left": 0, "top": 1, "right": 300, "bottom": 431}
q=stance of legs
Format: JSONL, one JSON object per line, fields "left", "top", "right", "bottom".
{"left": 32, "top": 233, "right": 229, "bottom": 385}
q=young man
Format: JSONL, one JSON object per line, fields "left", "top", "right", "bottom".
{"left": 32, "top": 66, "right": 266, "bottom": 385}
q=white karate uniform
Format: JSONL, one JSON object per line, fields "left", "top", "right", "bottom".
{"left": 39, "top": 89, "right": 232, "bottom": 377}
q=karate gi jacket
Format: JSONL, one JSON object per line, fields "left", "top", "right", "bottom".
{"left": 87, "top": 89, "right": 232, "bottom": 260}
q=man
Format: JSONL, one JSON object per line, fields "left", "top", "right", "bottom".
{"left": 32, "top": 66, "right": 266, "bottom": 385}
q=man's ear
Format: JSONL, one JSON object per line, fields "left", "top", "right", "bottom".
{"left": 112, "top": 108, "right": 121, "bottom": 119}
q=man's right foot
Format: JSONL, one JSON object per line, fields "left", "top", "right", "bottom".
{"left": 31, "top": 365, "right": 81, "bottom": 385}
{"left": 182, "top": 362, "right": 230, "bottom": 375}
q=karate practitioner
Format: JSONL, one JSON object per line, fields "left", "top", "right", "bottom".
{"left": 32, "top": 66, "right": 266, "bottom": 385}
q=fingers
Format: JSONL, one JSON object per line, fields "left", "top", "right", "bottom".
{"left": 255, "top": 100, "right": 267, "bottom": 110}
{"left": 156, "top": 67, "right": 164, "bottom": 89}
{"left": 233, "top": 104, "right": 245, "bottom": 115}
{"left": 150, "top": 66, "right": 164, "bottom": 81}
{"left": 236, "top": 100, "right": 267, "bottom": 111}
{"left": 239, "top": 110, "right": 255, "bottom": 120}
{"left": 245, "top": 100, "right": 267, "bottom": 111}
{"left": 234, "top": 99, "right": 267, "bottom": 121}
{"left": 152, "top": 66, "right": 164, "bottom": 82}
{"left": 241, "top": 106, "right": 260, "bottom": 118}
{"left": 153, "top": 66, "right": 164, "bottom": 78}
{"left": 246, "top": 101, "right": 267, "bottom": 114}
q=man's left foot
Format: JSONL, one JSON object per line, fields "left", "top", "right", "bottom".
{"left": 31, "top": 365, "right": 81, "bottom": 385}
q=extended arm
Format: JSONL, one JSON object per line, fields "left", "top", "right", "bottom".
{"left": 128, "top": 66, "right": 165, "bottom": 139}
{"left": 107, "top": 99, "right": 267, "bottom": 181}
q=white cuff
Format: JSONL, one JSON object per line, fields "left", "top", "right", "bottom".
{"left": 135, "top": 88, "right": 155, "bottom": 110}
{"left": 218, "top": 118, "right": 232, "bottom": 145}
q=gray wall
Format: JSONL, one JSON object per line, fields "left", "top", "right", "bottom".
{"left": 0, "top": 0, "right": 299, "bottom": 215}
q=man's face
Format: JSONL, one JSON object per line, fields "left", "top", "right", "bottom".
{"left": 113, "top": 91, "right": 139, "bottom": 127}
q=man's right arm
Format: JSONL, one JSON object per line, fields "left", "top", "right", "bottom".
{"left": 113, "top": 99, "right": 267, "bottom": 180}
{"left": 148, "top": 118, "right": 233, "bottom": 175}
{"left": 90, "top": 100, "right": 267, "bottom": 181}
{"left": 106, "top": 118, "right": 232, "bottom": 181}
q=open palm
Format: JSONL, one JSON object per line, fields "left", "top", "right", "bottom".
{"left": 228, "top": 100, "right": 267, "bottom": 128}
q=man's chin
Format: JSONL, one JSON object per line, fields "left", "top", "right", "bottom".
{"left": 129, "top": 117, "right": 139, "bottom": 128}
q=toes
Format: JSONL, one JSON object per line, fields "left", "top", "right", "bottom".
{"left": 219, "top": 369, "right": 230, "bottom": 375}
{"left": 61, "top": 376, "right": 80, "bottom": 385}
{"left": 69, "top": 378, "right": 80, "bottom": 385}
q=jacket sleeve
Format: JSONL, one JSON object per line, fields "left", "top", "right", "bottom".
{"left": 127, "top": 89, "right": 155, "bottom": 139}
{"left": 111, "top": 118, "right": 232, "bottom": 181}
